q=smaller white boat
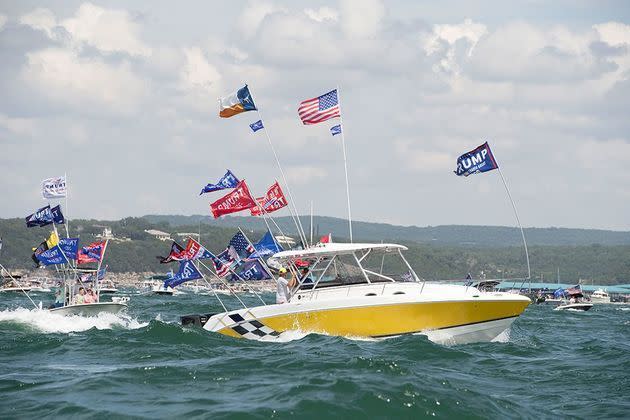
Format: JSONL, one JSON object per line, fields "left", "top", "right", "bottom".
{"left": 590, "top": 288, "right": 611, "bottom": 304}
{"left": 554, "top": 286, "right": 592, "bottom": 311}
{"left": 0, "top": 285, "right": 32, "bottom": 293}
{"left": 142, "top": 279, "right": 175, "bottom": 295}
{"left": 50, "top": 301, "right": 127, "bottom": 316}
{"left": 554, "top": 302, "right": 593, "bottom": 311}
{"left": 99, "top": 280, "right": 118, "bottom": 294}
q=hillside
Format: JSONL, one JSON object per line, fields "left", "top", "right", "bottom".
{"left": 143, "top": 214, "right": 630, "bottom": 247}
{"left": 1, "top": 217, "right": 629, "bottom": 284}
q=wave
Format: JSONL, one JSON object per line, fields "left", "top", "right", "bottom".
{"left": 0, "top": 307, "right": 148, "bottom": 333}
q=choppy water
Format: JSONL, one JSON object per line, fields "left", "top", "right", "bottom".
{"left": 1, "top": 289, "right": 629, "bottom": 419}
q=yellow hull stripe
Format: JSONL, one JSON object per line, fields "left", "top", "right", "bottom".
{"left": 218, "top": 300, "right": 529, "bottom": 338}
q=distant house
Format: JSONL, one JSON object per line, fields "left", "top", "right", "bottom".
{"left": 144, "top": 229, "right": 172, "bottom": 241}
{"left": 96, "top": 228, "right": 131, "bottom": 243}
{"left": 96, "top": 228, "right": 115, "bottom": 240}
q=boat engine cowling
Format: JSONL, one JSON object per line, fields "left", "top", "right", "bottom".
{"left": 180, "top": 313, "right": 215, "bottom": 327}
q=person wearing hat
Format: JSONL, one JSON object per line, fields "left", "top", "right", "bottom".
{"left": 276, "top": 267, "right": 296, "bottom": 304}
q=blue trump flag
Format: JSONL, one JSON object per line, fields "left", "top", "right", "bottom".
{"left": 199, "top": 169, "right": 240, "bottom": 195}
{"left": 36, "top": 246, "right": 68, "bottom": 266}
{"left": 250, "top": 120, "right": 264, "bottom": 132}
{"left": 165, "top": 260, "right": 203, "bottom": 288}
{"left": 454, "top": 142, "right": 499, "bottom": 177}
{"left": 25, "top": 205, "right": 53, "bottom": 227}
{"left": 250, "top": 230, "right": 283, "bottom": 258}
{"left": 51, "top": 205, "right": 65, "bottom": 224}
{"left": 330, "top": 124, "right": 342, "bottom": 136}
{"left": 231, "top": 259, "right": 271, "bottom": 281}
{"left": 59, "top": 238, "right": 79, "bottom": 260}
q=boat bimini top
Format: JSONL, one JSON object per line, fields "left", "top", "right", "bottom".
{"left": 271, "top": 242, "right": 422, "bottom": 295}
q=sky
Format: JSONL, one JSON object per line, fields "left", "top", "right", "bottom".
{"left": 1, "top": 0, "right": 629, "bottom": 230}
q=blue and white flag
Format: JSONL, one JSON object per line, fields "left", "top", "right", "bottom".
{"left": 199, "top": 169, "right": 240, "bottom": 195}
{"left": 59, "top": 238, "right": 79, "bottom": 260}
{"left": 249, "top": 120, "right": 264, "bottom": 132}
{"left": 454, "top": 142, "right": 499, "bottom": 177}
{"left": 330, "top": 124, "right": 342, "bottom": 136}
{"left": 41, "top": 176, "right": 67, "bottom": 199}
{"left": 250, "top": 230, "right": 283, "bottom": 258}
{"left": 36, "top": 246, "right": 68, "bottom": 266}
{"left": 231, "top": 259, "right": 271, "bottom": 281}
{"left": 51, "top": 205, "right": 65, "bottom": 224}
{"left": 165, "top": 260, "right": 203, "bottom": 288}
{"left": 25, "top": 205, "right": 53, "bottom": 228}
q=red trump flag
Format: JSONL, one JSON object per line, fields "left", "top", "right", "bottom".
{"left": 250, "top": 181, "right": 288, "bottom": 216}
{"left": 210, "top": 180, "right": 257, "bottom": 218}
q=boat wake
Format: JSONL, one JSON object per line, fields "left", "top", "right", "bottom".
{"left": 0, "top": 307, "right": 148, "bottom": 333}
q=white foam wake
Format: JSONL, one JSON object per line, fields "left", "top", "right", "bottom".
{"left": 0, "top": 307, "right": 148, "bottom": 333}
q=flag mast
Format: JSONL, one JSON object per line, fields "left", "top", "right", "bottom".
{"left": 247, "top": 86, "right": 310, "bottom": 248}
{"left": 336, "top": 85, "right": 353, "bottom": 243}
{"left": 496, "top": 168, "right": 531, "bottom": 280}
{"left": 63, "top": 172, "right": 70, "bottom": 239}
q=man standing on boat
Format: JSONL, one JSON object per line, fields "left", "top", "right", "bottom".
{"left": 276, "top": 268, "right": 296, "bottom": 304}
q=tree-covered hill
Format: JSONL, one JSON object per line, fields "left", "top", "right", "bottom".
{"left": 143, "top": 214, "right": 630, "bottom": 247}
{"left": 1, "top": 217, "right": 629, "bottom": 284}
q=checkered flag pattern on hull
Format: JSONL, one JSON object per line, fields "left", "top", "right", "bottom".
{"left": 228, "top": 313, "right": 280, "bottom": 340}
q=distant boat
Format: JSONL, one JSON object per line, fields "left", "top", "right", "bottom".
{"left": 590, "top": 288, "right": 611, "bottom": 304}
{"left": 554, "top": 302, "right": 593, "bottom": 311}
{"left": 142, "top": 279, "right": 175, "bottom": 296}
{"left": 554, "top": 285, "right": 593, "bottom": 311}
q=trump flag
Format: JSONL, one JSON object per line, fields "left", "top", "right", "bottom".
{"left": 165, "top": 260, "right": 203, "bottom": 288}
{"left": 78, "top": 241, "right": 106, "bottom": 265}
{"left": 199, "top": 169, "right": 240, "bottom": 195}
{"left": 454, "top": 142, "right": 499, "bottom": 177}
{"left": 210, "top": 180, "right": 257, "bottom": 218}
{"left": 250, "top": 181, "right": 288, "bottom": 216}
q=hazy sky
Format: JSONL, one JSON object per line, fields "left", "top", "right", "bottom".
{"left": 1, "top": 1, "right": 629, "bottom": 230}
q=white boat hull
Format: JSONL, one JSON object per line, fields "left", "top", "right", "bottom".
{"left": 421, "top": 316, "right": 517, "bottom": 345}
{"left": 49, "top": 302, "right": 127, "bottom": 316}
{"left": 554, "top": 303, "right": 593, "bottom": 311}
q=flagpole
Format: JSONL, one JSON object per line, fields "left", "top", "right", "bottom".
{"left": 245, "top": 85, "right": 309, "bottom": 248}
{"left": 258, "top": 111, "right": 309, "bottom": 248}
{"left": 310, "top": 200, "right": 314, "bottom": 245}
{"left": 497, "top": 168, "right": 531, "bottom": 280}
{"left": 64, "top": 172, "right": 70, "bottom": 239}
{"left": 336, "top": 85, "right": 353, "bottom": 243}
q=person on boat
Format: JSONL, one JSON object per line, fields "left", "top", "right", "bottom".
{"left": 84, "top": 288, "right": 96, "bottom": 304}
{"left": 300, "top": 267, "right": 313, "bottom": 284}
{"left": 75, "top": 287, "right": 86, "bottom": 304}
{"left": 49, "top": 290, "right": 64, "bottom": 309}
{"left": 276, "top": 268, "right": 296, "bottom": 304}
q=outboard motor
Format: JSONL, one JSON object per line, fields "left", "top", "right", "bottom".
{"left": 180, "top": 313, "right": 215, "bottom": 328}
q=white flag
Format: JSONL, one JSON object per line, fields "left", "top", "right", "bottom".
{"left": 42, "top": 176, "right": 67, "bottom": 199}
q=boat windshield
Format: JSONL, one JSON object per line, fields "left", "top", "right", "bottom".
{"left": 275, "top": 244, "right": 420, "bottom": 292}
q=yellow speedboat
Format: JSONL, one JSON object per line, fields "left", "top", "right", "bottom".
{"left": 197, "top": 243, "right": 530, "bottom": 345}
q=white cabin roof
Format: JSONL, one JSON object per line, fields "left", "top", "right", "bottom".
{"left": 273, "top": 243, "right": 407, "bottom": 259}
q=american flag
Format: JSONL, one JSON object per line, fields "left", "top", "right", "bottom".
{"left": 229, "top": 231, "right": 255, "bottom": 258}
{"left": 211, "top": 256, "right": 231, "bottom": 277}
{"left": 298, "top": 89, "right": 340, "bottom": 125}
